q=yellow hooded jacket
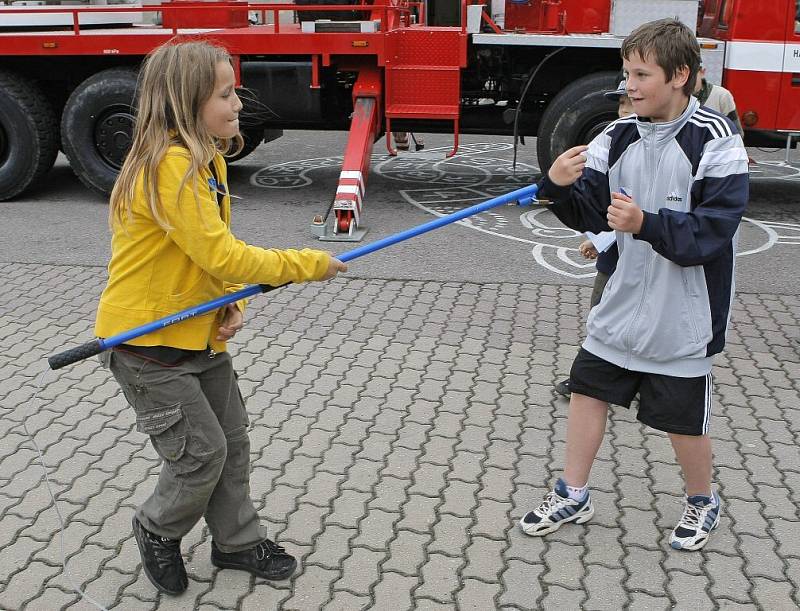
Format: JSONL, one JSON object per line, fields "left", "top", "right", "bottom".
{"left": 94, "top": 146, "right": 329, "bottom": 352}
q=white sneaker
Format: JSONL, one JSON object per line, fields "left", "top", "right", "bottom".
{"left": 669, "top": 491, "right": 721, "bottom": 551}
{"left": 519, "top": 478, "right": 594, "bottom": 536}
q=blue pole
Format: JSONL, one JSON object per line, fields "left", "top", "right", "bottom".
{"left": 48, "top": 183, "right": 538, "bottom": 369}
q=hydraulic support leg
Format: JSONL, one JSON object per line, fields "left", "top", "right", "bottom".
{"left": 314, "top": 67, "right": 381, "bottom": 242}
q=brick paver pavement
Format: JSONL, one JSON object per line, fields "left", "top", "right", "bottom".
{"left": 1, "top": 262, "right": 798, "bottom": 610}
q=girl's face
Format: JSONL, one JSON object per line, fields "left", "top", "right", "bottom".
{"left": 201, "top": 60, "right": 242, "bottom": 139}
{"left": 623, "top": 51, "right": 690, "bottom": 123}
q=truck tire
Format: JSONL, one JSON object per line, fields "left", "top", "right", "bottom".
{"left": 536, "top": 71, "right": 620, "bottom": 172}
{"left": 0, "top": 70, "right": 59, "bottom": 201}
{"left": 61, "top": 68, "right": 138, "bottom": 196}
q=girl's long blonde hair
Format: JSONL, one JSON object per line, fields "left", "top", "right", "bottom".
{"left": 109, "top": 40, "right": 243, "bottom": 230}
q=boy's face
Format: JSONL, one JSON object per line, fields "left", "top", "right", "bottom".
{"left": 618, "top": 95, "right": 634, "bottom": 118}
{"left": 623, "top": 51, "right": 690, "bottom": 122}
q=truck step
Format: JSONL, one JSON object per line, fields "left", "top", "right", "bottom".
{"left": 385, "top": 104, "right": 459, "bottom": 119}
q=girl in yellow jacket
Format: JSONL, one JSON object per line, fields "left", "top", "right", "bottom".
{"left": 95, "top": 40, "right": 346, "bottom": 596}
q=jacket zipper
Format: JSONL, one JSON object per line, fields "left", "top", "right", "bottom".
{"left": 622, "top": 124, "right": 657, "bottom": 368}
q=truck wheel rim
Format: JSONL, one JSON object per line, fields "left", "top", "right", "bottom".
{"left": 94, "top": 106, "right": 134, "bottom": 170}
{"left": 583, "top": 120, "right": 611, "bottom": 144}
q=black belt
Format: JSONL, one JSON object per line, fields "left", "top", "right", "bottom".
{"left": 115, "top": 344, "right": 206, "bottom": 366}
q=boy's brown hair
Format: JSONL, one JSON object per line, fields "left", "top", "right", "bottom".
{"left": 621, "top": 18, "right": 701, "bottom": 97}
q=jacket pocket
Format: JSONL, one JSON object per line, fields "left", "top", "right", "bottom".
{"left": 168, "top": 267, "right": 210, "bottom": 302}
{"left": 681, "top": 270, "right": 701, "bottom": 344}
{"left": 627, "top": 261, "right": 710, "bottom": 362}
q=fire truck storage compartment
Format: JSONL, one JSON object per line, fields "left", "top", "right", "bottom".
{"left": 503, "top": 0, "right": 611, "bottom": 34}
{"left": 609, "top": 0, "right": 699, "bottom": 36}
{"left": 241, "top": 61, "right": 323, "bottom": 124}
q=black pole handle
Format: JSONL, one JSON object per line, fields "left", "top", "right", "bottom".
{"left": 45, "top": 285, "right": 284, "bottom": 371}
{"left": 48, "top": 339, "right": 105, "bottom": 370}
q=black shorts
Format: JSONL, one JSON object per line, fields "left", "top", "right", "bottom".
{"left": 569, "top": 348, "right": 713, "bottom": 436}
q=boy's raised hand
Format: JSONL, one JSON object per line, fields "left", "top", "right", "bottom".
{"left": 608, "top": 191, "right": 644, "bottom": 234}
{"left": 548, "top": 145, "right": 589, "bottom": 186}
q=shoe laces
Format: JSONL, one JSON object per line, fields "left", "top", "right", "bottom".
{"left": 150, "top": 533, "right": 182, "bottom": 565}
{"left": 678, "top": 501, "right": 707, "bottom": 531}
{"left": 537, "top": 491, "right": 572, "bottom": 516}
{"left": 255, "top": 539, "right": 286, "bottom": 561}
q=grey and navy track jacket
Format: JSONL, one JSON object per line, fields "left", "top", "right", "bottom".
{"left": 539, "top": 97, "right": 749, "bottom": 377}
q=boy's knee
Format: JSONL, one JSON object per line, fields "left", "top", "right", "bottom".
{"left": 203, "top": 432, "right": 229, "bottom": 472}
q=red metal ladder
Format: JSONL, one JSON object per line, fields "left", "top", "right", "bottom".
{"left": 384, "top": 27, "right": 466, "bottom": 157}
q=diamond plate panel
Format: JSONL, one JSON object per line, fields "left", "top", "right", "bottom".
{"left": 387, "top": 28, "right": 463, "bottom": 66}
{"left": 609, "top": 0, "right": 700, "bottom": 36}
{"left": 386, "top": 68, "right": 460, "bottom": 110}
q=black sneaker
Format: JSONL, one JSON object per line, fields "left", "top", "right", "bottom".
{"left": 555, "top": 378, "right": 572, "bottom": 397}
{"left": 211, "top": 538, "right": 297, "bottom": 580}
{"left": 132, "top": 516, "right": 188, "bottom": 595}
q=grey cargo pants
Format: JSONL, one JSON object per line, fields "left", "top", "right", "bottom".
{"left": 106, "top": 348, "right": 267, "bottom": 552}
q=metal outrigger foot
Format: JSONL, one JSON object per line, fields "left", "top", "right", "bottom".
{"left": 311, "top": 212, "right": 368, "bottom": 242}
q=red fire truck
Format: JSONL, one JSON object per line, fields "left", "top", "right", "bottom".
{"left": 1, "top": 0, "right": 798, "bottom": 240}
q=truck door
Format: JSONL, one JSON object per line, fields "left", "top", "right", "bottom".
{"left": 776, "top": 0, "right": 800, "bottom": 130}
{"left": 717, "top": 0, "right": 789, "bottom": 131}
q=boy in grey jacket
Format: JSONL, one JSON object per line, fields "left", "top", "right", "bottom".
{"left": 520, "top": 19, "right": 748, "bottom": 551}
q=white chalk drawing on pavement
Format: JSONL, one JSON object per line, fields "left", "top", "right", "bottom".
{"left": 250, "top": 143, "right": 800, "bottom": 278}
{"left": 748, "top": 159, "right": 800, "bottom": 181}
{"left": 251, "top": 155, "right": 343, "bottom": 188}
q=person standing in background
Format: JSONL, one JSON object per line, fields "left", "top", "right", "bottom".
{"left": 694, "top": 64, "right": 744, "bottom": 136}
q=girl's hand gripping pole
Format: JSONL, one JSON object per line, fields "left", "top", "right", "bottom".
{"left": 48, "top": 183, "right": 539, "bottom": 370}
